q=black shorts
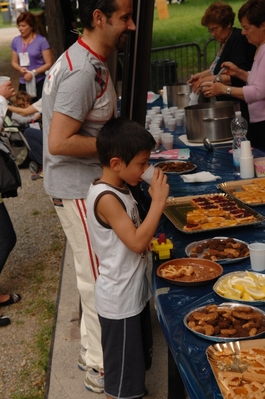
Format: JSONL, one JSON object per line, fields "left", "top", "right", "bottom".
{"left": 98, "top": 302, "right": 153, "bottom": 399}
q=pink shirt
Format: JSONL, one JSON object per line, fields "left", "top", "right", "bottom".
{"left": 243, "top": 44, "right": 265, "bottom": 123}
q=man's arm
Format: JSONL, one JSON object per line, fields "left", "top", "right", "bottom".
{"left": 48, "top": 111, "right": 98, "bottom": 157}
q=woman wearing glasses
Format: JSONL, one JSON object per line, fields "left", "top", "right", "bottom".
{"left": 189, "top": 1, "right": 255, "bottom": 121}
{"left": 204, "top": 0, "right": 265, "bottom": 151}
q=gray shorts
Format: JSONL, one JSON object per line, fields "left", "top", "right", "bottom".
{"left": 98, "top": 302, "right": 153, "bottom": 399}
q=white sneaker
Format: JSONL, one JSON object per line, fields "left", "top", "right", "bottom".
{"left": 84, "top": 368, "right": 104, "bottom": 393}
{"left": 77, "top": 346, "right": 88, "bottom": 371}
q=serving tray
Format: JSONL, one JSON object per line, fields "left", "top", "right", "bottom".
{"left": 157, "top": 257, "right": 223, "bottom": 286}
{"left": 185, "top": 236, "right": 249, "bottom": 265}
{"left": 154, "top": 160, "right": 197, "bottom": 174}
{"left": 184, "top": 302, "right": 265, "bottom": 342}
{"left": 206, "top": 338, "right": 265, "bottom": 398}
{"left": 164, "top": 193, "right": 265, "bottom": 234}
{"left": 218, "top": 177, "right": 265, "bottom": 206}
{"left": 213, "top": 270, "right": 265, "bottom": 305}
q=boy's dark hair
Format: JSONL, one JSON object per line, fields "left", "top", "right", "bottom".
{"left": 97, "top": 117, "right": 156, "bottom": 166}
{"left": 78, "top": 0, "right": 119, "bottom": 30}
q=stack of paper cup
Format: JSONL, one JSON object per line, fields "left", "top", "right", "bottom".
{"left": 240, "top": 140, "right": 254, "bottom": 178}
{"left": 0, "top": 76, "right": 10, "bottom": 86}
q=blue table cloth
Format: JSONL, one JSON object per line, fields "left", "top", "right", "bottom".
{"left": 146, "top": 137, "right": 265, "bottom": 399}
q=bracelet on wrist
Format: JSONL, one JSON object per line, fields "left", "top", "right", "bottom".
{"left": 226, "top": 86, "right": 231, "bottom": 96}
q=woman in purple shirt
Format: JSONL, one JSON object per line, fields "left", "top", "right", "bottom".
{"left": 11, "top": 12, "right": 53, "bottom": 101}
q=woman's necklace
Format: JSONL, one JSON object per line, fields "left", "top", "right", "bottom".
{"left": 22, "top": 33, "right": 34, "bottom": 53}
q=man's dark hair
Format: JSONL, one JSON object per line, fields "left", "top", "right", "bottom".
{"left": 78, "top": 0, "right": 119, "bottom": 30}
{"left": 97, "top": 117, "right": 156, "bottom": 166}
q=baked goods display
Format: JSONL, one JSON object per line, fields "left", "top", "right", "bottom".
{"left": 157, "top": 258, "right": 223, "bottom": 286}
{"left": 218, "top": 177, "right": 265, "bottom": 206}
{"left": 206, "top": 339, "right": 265, "bottom": 399}
{"left": 214, "top": 271, "right": 265, "bottom": 302}
{"left": 186, "top": 237, "right": 249, "bottom": 263}
{"left": 185, "top": 303, "right": 265, "bottom": 341}
{"left": 232, "top": 181, "right": 265, "bottom": 204}
{"left": 184, "top": 195, "right": 256, "bottom": 231}
{"left": 164, "top": 193, "right": 264, "bottom": 233}
{"left": 154, "top": 160, "right": 196, "bottom": 174}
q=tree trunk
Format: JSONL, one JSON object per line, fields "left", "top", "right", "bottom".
{"left": 44, "top": 0, "right": 64, "bottom": 63}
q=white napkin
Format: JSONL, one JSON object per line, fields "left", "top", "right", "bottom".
{"left": 180, "top": 171, "right": 221, "bottom": 183}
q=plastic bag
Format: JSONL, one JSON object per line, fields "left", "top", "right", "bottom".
{"left": 26, "top": 73, "right": 37, "bottom": 98}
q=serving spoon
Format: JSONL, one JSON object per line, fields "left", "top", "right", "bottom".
{"left": 203, "top": 137, "right": 232, "bottom": 151}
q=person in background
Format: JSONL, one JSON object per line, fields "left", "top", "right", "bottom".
{"left": 60, "top": 0, "right": 78, "bottom": 50}
{"left": 9, "top": 90, "right": 41, "bottom": 126}
{"left": 11, "top": 12, "right": 53, "bottom": 101}
{"left": 42, "top": 0, "right": 136, "bottom": 393}
{"left": 0, "top": 80, "right": 21, "bottom": 327}
{"left": 204, "top": 0, "right": 265, "bottom": 151}
{"left": 12, "top": 0, "right": 25, "bottom": 21}
{"left": 87, "top": 117, "right": 169, "bottom": 399}
{"left": 8, "top": 98, "right": 43, "bottom": 179}
{"left": 188, "top": 0, "right": 255, "bottom": 121}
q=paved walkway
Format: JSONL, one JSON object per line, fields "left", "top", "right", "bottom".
{"left": 0, "top": 25, "right": 171, "bottom": 399}
{"left": 45, "top": 240, "right": 168, "bottom": 399}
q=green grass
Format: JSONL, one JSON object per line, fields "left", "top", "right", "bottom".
{"left": 152, "top": 0, "right": 244, "bottom": 48}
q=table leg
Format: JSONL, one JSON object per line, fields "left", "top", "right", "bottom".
{"left": 168, "top": 347, "right": 186, "bottom": 399}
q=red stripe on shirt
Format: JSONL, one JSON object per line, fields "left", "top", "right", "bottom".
{"left": 77, "top": 36, "right": 107, "bottom": 62}
{"left": 66, "top": 49, "right": 73, "bottom": 71}
{"left": 75, "top": 199, "right": 99, "bottom": 281}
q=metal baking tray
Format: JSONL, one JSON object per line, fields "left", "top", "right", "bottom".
{"left": 218, "top": 177, "right": 265, "bottom": 206}
{"left": 164, "top": 193, "right": 265, "bottom": 233}
{"left": 206, "top": 338, "right": 265, "bottom": 399}
{"left": 184, "top": 302, "right": 265, "bottom": 342}
{"left": 185, "top": 236, "right": 249, "bottom": 265}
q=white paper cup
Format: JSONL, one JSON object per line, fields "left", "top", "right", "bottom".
{"left": 248, "top": 242, "right": 265, "bottom": 272}
{"left": 0, "top": 76, "right": 10, "bottom": 86}
{"left": 201, "top": 81, "right": 212, "bottom": 93}
{"left": 152, "top": 106, "right": 161, "bottom": 114}
{"left": 141, "top": 164, "right": 155, "bottom": 185}
{"left": 176, "top": 116, "right": 184, "bottom": 126}
{"left": 241, "top": 140, "right": 252, "bottom": 158}
{"left": 167, "top": 118, "right": 176, "bottom": 132}
{"left": 162, "top": 135, "right": 173, "bottom": 150}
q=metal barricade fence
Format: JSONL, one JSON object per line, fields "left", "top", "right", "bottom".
{"left": 149, "top": 42, "right": 201, "bottom": 92}
{"left": 117, "top": 38, "right": 217, "bottom": 94}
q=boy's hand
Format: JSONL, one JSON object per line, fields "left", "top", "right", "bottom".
{"left": 148, "top": 167, "right": 169, "bottom": 204}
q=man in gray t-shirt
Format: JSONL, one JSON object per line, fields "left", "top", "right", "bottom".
{"left": 42, "top": 0, "right": 136, "bottom": 393}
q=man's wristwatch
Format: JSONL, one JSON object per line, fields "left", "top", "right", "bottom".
{"left": 216, "top": 75, "right": 222, "bottom": 83}
{"left": 226, "top": 86, "right": 232, "bottom": 96}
